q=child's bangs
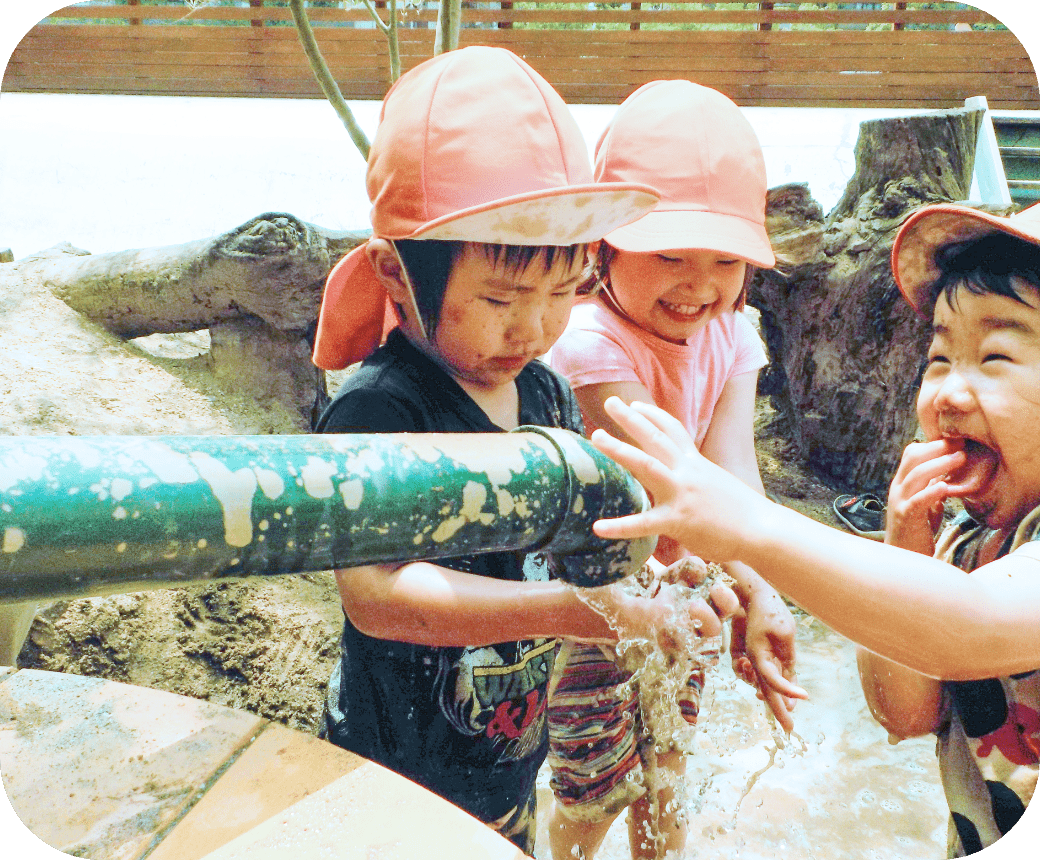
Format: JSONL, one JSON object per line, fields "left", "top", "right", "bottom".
{"left": 595, "top": 241, "right": 756, "bottom": 309}
{"left": 481, "top": 243, "right": 587, "bottom": 276}
{"left": 929, "top": 232, "right": 1040, "bottom": 312}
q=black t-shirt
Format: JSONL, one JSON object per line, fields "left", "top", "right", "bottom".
{"left": 316, "top": 328, "right": 584, "bottom": 829}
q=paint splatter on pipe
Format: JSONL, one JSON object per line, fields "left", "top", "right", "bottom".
{"left": 0, "top": 428, "right": 654, "bottom": 603}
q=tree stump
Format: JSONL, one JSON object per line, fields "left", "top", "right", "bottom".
{"left": 750, "top": 107, "right": 1012, "bottom": 493}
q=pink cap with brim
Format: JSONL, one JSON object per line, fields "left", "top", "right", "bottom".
{"left": 312, "top": 46, "right": 660, "bottom": 371}
{"left": 594, "top": 80, "right": 774, "bottom": 268}
{"left": 893, "top": 201, "right": 1040, "bottom": 315}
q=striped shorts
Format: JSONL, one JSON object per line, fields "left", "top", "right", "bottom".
{"left": 547, "top": 639, "right": 715, "bottom": 821}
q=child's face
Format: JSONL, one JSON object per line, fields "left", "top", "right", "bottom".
{"left": 607, "top": 248, "right": 746, "bottom": 342}
{"left": 917, "top": 280, "right": 1040, "bottom": 528}
{"left": 428, "top": 243, "right": 587, "bottom": 392}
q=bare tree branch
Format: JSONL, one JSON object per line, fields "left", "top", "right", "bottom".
{"left": 359, "top": 0, "right": 391, "bottom": 34}
{"left": 288, "top": 0, "right": 372, "bottom": 160}
{"left": 434, "top": 0, "right": 461, "bottom": 55}
{"left": 358, "top": 0, "right": 401, "bottom": 82}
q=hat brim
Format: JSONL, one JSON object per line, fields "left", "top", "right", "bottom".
{"left": 893, "top": 202, "right": 1040, "bottom": 315}
{"left": 402, "top": 183, "right": 660, "bottom": 246}
{"left": 601, "top": 208, "right": 775, "bottom": 268}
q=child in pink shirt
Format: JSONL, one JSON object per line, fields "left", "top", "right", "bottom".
{"left": 547, "top": 80, "right": 806, "bottom": 860}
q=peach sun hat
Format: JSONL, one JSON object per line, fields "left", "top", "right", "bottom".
{"left": 892, "top": 201, "right": 1040, "bottom": 315}
{"left": 593, "top": 79, "right": 774, "bottom": 268}
{"left": 312, "top": 46, "right": 660, "bottom": 370}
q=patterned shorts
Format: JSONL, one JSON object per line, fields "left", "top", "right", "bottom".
{"left": 547, "top": 639, "right": 716, "bottom": 822}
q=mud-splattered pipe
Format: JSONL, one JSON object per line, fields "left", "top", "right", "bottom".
{"left": 0, "top": 428, "right": 654, "bottom": 603}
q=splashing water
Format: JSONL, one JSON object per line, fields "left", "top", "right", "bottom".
{"left": 539, "top": 569, "right": 950, "bottom": 860}
{"left": 575, "top": 561, "right": 726, "bottom": 751}
{"left": 568, "top": 562, "right": 740, "bottom": 857}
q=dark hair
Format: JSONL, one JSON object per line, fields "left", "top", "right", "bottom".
{"left": 926, "top": 231, "right": 1040, "bottom": 312}
{"left": 392, "top": 239, "right": 589, "bottom": 335}
{"left": 594, "top": 241, "right": 757, "bottom": 310}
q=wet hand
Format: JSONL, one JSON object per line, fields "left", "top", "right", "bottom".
{"left": 656, "top": 554, "right": 710, "bottom": 588}
{"left": 605, "top": 571, "right": 738, "bottom": 654}
{"left": 733, "top": 592, "right": 807, "bottom": 733}
{"left": 887, "top": 438, "right": 965, "bottom": 555}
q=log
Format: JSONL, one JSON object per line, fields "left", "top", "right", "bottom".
{"left": 750, "top": 107, "right": 1012, "bottom": 493}
{"left": 41, "top": 212, "right": 367, "bottom": 337}
{"left": 24, "top": 213, "right": 368, "bottom": 427}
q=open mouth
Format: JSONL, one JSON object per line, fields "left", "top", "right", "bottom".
{"left": 946, "top": 435, "right": 1000, "bottom": 497}
{"left": 659, "top": 299, "right": 710, "bottom": 322}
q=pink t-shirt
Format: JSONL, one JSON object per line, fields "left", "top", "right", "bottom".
{"left": 549, "top": 297, "right": 767, "bottom": 447}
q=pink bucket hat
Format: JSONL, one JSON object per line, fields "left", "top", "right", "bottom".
{"left": 893, "top": 201, "right": 1040, "bottom": 315}
{"left": 594, "top": 80, "right": 774, "bottom": 268}
{"left": 312, "top": 46, "right": 659, "bottom": 370}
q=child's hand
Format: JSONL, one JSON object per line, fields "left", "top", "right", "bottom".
{"left": 594, "top": 564, "right": 739, "bottom": 652}
{"left": 589, "top": 397, "right": 767, "bottom": 562}
{"left": 886, "top": 438, "right": 966, "bottom": 556}
{"left": 731, "top": 592, "right": 807, "bottom": 733}
{"left": 655, "top": 554, "right": 710, "bottom": 590}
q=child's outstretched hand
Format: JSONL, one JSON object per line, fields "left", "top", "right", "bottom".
{"left": 589, "top": 397, "right": 768, "bottom": 562}
{"left": 886, "top": 438, "right": 967, "bottom": 556}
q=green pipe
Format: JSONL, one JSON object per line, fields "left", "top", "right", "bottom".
{"left": 0, "top": 428, "right": 654, "bottom": 604}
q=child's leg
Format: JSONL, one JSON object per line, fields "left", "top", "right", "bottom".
{"left": 548, "top": 802, "right": 622, "bottom": 860}
{"left": 626, "top": 655, "right": 712, "bottom": 858}
{"left": 627, "top": 749, "right": 687, "bottom": 860}
{"left": 547, "top": 641, "right": 645, "bottom": 860}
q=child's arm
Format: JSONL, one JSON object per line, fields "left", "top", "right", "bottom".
{"left": 335, "top": 559, "right": 740, "bottom": 649}
{"left": 576, "top": 376, "right": 804, "bottom": 726}
{"left": 854, "top": 436, "right": 954, "bottom": 737}
{"left": 693, "top": 371, "right": 803, "bottom": 727}
{"left": 855, "top": 646, "right": 946, "bottom": 738}
{"left": 589, "top": 397, "right": 1040, "bottom": 680}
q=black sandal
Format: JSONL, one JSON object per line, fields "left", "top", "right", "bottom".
{"left": 833, "top": 493, "right": 886, "bottom": 540}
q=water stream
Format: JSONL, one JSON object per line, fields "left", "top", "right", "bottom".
{"left": 535, "top": 617, "right": 949, "bottom": 860}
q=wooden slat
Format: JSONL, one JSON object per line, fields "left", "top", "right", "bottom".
{"left": 1, "top": 79, "right": 1010, "bottom": 108}
{"left": 16, "top": 25, "right": 1029, "bottom": 54}
{"left": 460, "top": 30, "right": 1028, "bottom": 45}
{"left": 6, "top": 66, "right": 1029, "bottom": 109}
{"left": 41, "top": 3, "right": 1000, "bottom": 27}
{"left": 19, "top": 23, "right": 1028, "bottom": 48}
{"left": 13, "top": 45, "right": 1028, "bottom": 78}
{"left": 12, "top": 33, "right": 1031, "bottom": 73}
{"left": 11, "top": 27, "right": 1029, "bottom": 54}
{"left": 9, "top": 50, "right": 1030, "bottom": 85}
{"left": 44, "top": 4, "right": 1002, "bottom": 27}
{"left": 5, "top": 5, "right": 1035, "bottom": 110}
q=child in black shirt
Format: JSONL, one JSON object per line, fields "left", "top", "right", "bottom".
{"left": 310, "top": 47, "right": 738, "bottom": 854}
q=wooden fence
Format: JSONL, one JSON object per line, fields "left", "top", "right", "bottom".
{"left": 3, "top": 1, "right": 1037, "bottom": 108}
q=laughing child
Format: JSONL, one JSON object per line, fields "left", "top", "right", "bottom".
{"left": 309, "top": 47, "right": 740, "bottom": 856}
{"left": 545, "top": 81, "right": 802, "bottom": 860}
{"left": 586, "top": 202, "right": 1040, "bottom": 857}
